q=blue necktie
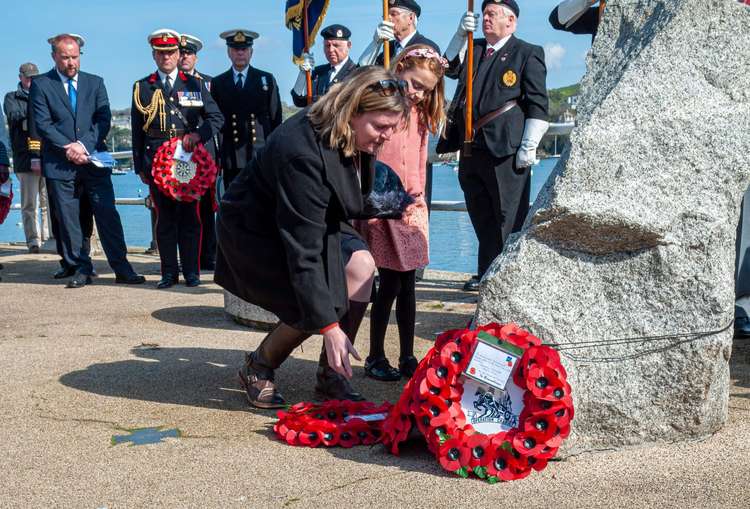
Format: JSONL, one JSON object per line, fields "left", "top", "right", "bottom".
{"left": 68, "top": 78, "right": 77, "bottom": 112}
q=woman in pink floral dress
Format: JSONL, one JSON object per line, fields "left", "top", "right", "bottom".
{"left": 357, "top": 45, "right": 446, "bottom": 381}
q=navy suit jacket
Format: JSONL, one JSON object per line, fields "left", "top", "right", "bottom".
{"left": 29, "top": 69, "right": 111, "bottom": 180}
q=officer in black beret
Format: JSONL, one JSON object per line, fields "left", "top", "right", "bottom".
{"left": 549, "top": 0, "right": 605, "bottom": 40}
{"left": 359, "top": 0, "right": 440, "bottom": 66}
{"left": 441, "top": 0, "right": 549, "bottom": 292}
{"left": 291, "top": 24, "right": 357, "bottom": 107}
{"left": 211, "top": 29, "right": 282, "bottom": 188}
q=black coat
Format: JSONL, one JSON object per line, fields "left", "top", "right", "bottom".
{"left": 549, "top": 6, "right": 600, "bottom": 39}
{"left": 375, "top": 31, "right": 440, "bottom": 66}
{"left": 210, "top": 66, "right": 282, "bottom": 184}
{"left": 3, "top": 85, "right": 40, "bottom": 173}
{"left": 215, "top": 109, "right": 374, "bottom": 332}
{"left": 290, "top": 58, "right": 357, "bottom": 107}
{"left": 445, "top": 35, "right": 549, "bottom": 159}
{"left": 130, "top": 70, "right": 224, "bottom": 178}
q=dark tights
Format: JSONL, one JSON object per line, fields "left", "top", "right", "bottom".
{"left": 368, "top": 268, "right": 416, "bottom": 362}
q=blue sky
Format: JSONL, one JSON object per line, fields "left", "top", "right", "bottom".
{"left": 1, "top": 0, "right": 592, "bottom": 109}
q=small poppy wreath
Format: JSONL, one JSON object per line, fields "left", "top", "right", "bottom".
{"left": 0, "top": 183, "right": 12, "bottom": 225}
{"left": 274, "top": 400, "right": 393, "bottom": 448}
{"left": 381, "top": 323, "right": 573, "bottom": 482}
{"left": 151, "top": 137, "right": 218, "bottom": 202}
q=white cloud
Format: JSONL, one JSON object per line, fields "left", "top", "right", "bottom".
{"left": 544, "top": 42, "right": 567, "bottom": 71}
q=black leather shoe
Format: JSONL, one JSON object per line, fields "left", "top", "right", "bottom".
{"left": 184, "top": 274, "right": 201, "bottom": 287}
{"left": 53, "top": 266, "right": 77, "bottom": 279}
{"left": 315, "top": 366, "right": 365, "bottom": 402}
{"left": 398, "top": 356, "right": 419, "bottom": 379}
{"left": 115, "top": 273, "right": 146, "bottom": 285}
{"left": 364, "top": 357, "right": 401, "bottom": 382}
{"left": 462, "top": 276, "right": 481, "bottom": 292}
{"left": 156, "top": 275, "right": 178, "bottom": 289}
{"left": 66, "top": 272, "right": 92, "bottom": 289}
{"left": 735, "top": 317, "right": 750, "bottom": 339}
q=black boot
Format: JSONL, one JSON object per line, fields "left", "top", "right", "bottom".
{"left": 314, "top": 301, "right": 368, "bottom": 401}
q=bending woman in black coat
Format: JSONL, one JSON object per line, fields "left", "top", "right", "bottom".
{"left": 215, "top": 66, "right": 411, "bottom": 408}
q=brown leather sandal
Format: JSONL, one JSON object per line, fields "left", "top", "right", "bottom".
{"left": 238, "top": 352, "right": 286, "bottom": 409}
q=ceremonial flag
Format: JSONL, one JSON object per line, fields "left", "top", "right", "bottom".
{"left": 285, "top": 0, "right": 330, "bottom": 64}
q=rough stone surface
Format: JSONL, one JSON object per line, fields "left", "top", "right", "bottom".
{"left": 477, "top": 0, "right": 750, "bottom": 455}
{"left": 224, "top": 290, "right": 277, "bottom": 331}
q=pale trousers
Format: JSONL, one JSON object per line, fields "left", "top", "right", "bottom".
{"left": 17, "top": 172, "right": 50, "bottom": 247}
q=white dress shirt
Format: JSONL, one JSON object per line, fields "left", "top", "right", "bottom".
{"left": 157, "top": 68, "right": 179, "bottom": 89}
{"left": 56, "top": 70, "right": 78, "bottom": 93}
{"left": 329, "top": 58, "right": 351, "bottom": 82}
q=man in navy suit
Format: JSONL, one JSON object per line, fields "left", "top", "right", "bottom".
{"left": 30, "top": 33, "right": 145, "bottom": 288}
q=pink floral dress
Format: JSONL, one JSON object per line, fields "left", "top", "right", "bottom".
{"left": 356, "top": 108, "right": 429, "bottom": 271}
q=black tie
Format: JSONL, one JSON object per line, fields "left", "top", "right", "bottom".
{"left": 164, "top": 76, "right": 172, "bottom": 95}
{"left": 236, "top": 74, "right": 244, "bottom": 90}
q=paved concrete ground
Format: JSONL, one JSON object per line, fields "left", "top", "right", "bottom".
{"left": 0, "top": 244, "right": 748, "bottom": 508}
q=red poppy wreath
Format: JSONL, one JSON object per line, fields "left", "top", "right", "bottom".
{"left": 151, "top": 137, "right": 218, "bottom": 202}
{"left": 0, "top": 182, "right": 12, "bottom": 225}
{"left": 272, "top": 323, "right": 573, "bottom": 483}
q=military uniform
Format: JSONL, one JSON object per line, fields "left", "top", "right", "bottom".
{"left": 372, "top": 0, "right": 441, "bottom": 65}
{"left": 290, "top": 24, "right": 357, "bottom": 107}
{"left": 211, "top": 29, "right": 282, "bottom": 187}
{"left": 444, "top": 0, "right": 549, "bottom": 284}
{"left": 131, "top": 29, "right": 224, "bottom": 287}
{"left": 179, "top": 33, "right": 219, "bottom": 270}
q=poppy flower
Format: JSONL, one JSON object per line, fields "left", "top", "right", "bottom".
{"left": 298, "top": 430, "right": 322, "bottom": 447}
{"left": 512, "top": 430, "right": 547, "bottom": 456}
{"left": 485, "top": 447, "right": 521, "bottom": 481}
{"left": 284, "top": 429, "right": 300, "bottom": 446}
{"left": 521, "top": 413, "right": 558, "bottom": 441}
{"left": 338, "top": 426, "right": 359, "bottom": 448}
{"left": 526, "top": 365, "right": 566, "bottom": 400}
{"left": 465, "top": 433, "right": 492, "bottom": 468}
{"left": 438, "top": 437, "right": 471, "bottom": 472}
{"left": 439, "top": 342, "right": 465, "bottom": 370}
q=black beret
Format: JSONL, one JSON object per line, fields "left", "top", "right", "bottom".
{"left": 481, "top": 0, "right": 520, "bottom": 17}
{"left": 388, "top": 0, "right": 421, "bottom": 18}
{"left": 321, "top": 24, "right": 351, "bottom": 41}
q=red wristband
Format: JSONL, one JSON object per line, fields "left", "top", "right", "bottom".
{"left": 320, "top": 322, "right": 339, "bottom": 334}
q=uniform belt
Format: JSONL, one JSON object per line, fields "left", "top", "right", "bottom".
{"left": 146, "top": 128, "right": 186, "bottom": 139}
{"left": 473, "top": 100, "right": 518, "bottom": 137}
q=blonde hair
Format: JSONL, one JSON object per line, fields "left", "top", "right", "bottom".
{"left": 308, "top": 66, "right": 411, "bottom": 157}
{"left": 391, "top": 44, "right": 447, "bottom": 136}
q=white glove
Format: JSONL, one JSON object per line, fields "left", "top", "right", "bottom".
{"left": 515, "top": 118, "right": 549, "bottom": 169}
{"left": 457, "top": 11, "right": 479, "bottom": 35}
{"left": 557, "top": 0, "right": 598, "bottom": 27}
{"left": 298, "top": 52, "right": 315, "bottom": 73}
{"left": 374, "top": 20, "right": 395, "bottom": 42}
{"left": 445, "top": 12, "right": 479, "bottom": 63}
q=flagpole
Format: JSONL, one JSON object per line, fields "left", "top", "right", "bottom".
{"left": 382, "top": 0, "right": 390, "bottom": 68}
{"left": 464, "top": 0, "right": 475, "bottom": 157}
{"left": 303, "top": 0, "right": 313, "bottom": 105}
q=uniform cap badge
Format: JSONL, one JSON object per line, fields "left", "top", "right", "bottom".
{"left": 502, "top": 69, "right": 517, "bottom": 87}
{"left": 336, "top": 29, "right": 343, "bottom": 38}
{"left": 180, "top": 35, "right": 187, "bottom": 46}
{"left": 235, "top": 32, "right": 246, "bottom": 43}
{"left": 162, "top": 34, "right": 169, "bottom": 42}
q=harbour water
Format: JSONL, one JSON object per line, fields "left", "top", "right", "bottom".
{"left": 0, "top": 159, "right": 558, "bottom": 274}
